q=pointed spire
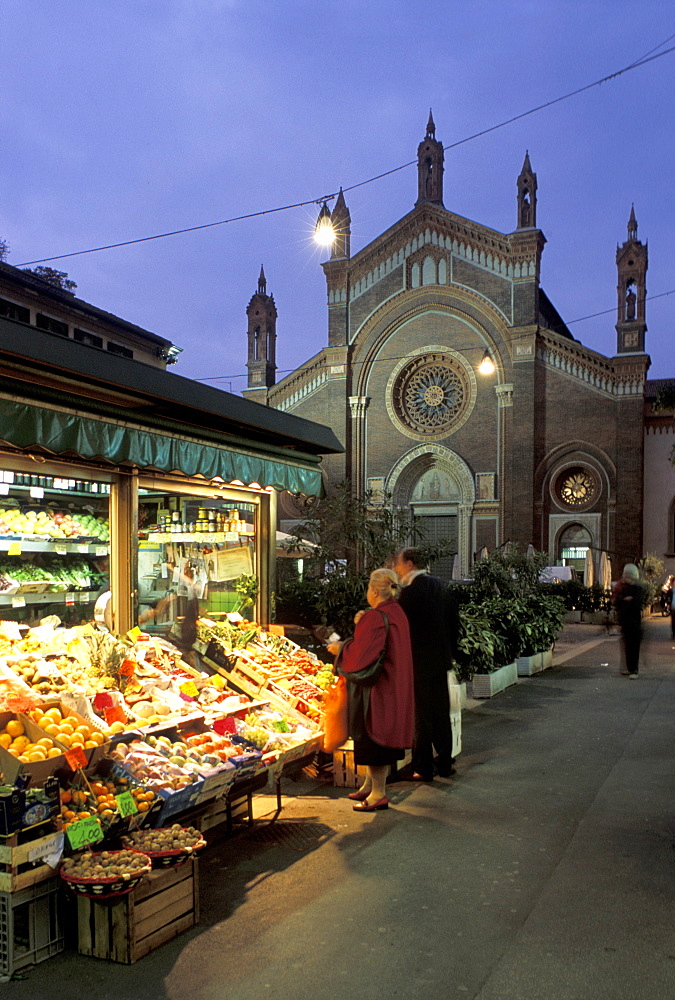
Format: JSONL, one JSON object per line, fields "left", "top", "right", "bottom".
{"left": 426, "top": 108, "right": 436, "bottom": 138}
{"left": 627, "top": 204, "right": 637, "bottom": 241}
{"left": 516, "top": 150, "right": 537, "bottom": 229}
{"left": 520, "top": 150, "right": 532, "bottom": 175}
{"left": 330, "top": 188, "right": 351, "bottom": 260}
{"left": 257, "top": 264, "right": 266, "bottom": 295}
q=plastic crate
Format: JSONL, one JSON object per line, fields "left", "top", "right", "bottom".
{"left": 0, "top": 877, "right": 63, "bottom": 977}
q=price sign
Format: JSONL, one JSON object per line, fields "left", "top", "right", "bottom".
{"left": 95, "top": 546, "right": 108, "bottom": 557}
{"left": 66, "top": 816, "right": 104, "bottom": 850}
{"left": 210, "top": 674, "right": 226, "bottom": 690}
{"left": 179, "top": 681, "right": 199, "bottom": 698}
{"left": 104, "top": 705, "right": 127, "bottom": 726}
{"left": 93, "top": 692, "right": 114, "bottom": 711}
{"left": 127, "top": 627, "right": 143, "bottom": 642}
{"left": 7, "top": 541, "right": 21, "bottom": 556}
{"left": 11, "top": 596, "right": 26, "bottom": 609}
{"left": 119, "top": 659, "right": 136, "bottom": 677}
{"left": 213, "top": 716, "right": 237, "bottom": 736}
{"left": 28, "top": 832, "right": 64, "bottom": 864}
{"left": 77, "top": 544, "right": 90, "bottom": 554}
{"left": 64, "top": 746, "right": 88, "bottom": 771}
{"left": 65, "top": 593, "right": 75, "bottom": 606}
{"left": 54, "top": 543, "right": 68, "bottom": 555}
{"left": 115, "top": 791, "right": 138, "bottom": 817}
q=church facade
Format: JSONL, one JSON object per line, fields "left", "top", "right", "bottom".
{"left": 245, "top": 115, "right": 653, "bottom": 580}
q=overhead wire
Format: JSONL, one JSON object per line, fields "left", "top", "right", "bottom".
{"left": 14, "top": 40, "right": 675, "bottom": 269}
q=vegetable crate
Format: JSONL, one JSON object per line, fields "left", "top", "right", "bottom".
{"left": 0, "top": 876, "right": 63, "bottom": 977}
{"left": 76, "top": 857, "right": 199, "bottom": 963}
{"left": 332, "top": 740, "right": 412, "bottom": 788}
{"left": 0, "top": 828, "right": 62, "bottom": 893}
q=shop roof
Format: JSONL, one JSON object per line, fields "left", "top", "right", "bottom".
{"left": 0, "top": 315, "right": 343, "bottom": 461}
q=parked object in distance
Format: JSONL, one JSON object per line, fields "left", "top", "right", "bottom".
{"left": 539, "top": 566, "right": 579, "bottom": 584}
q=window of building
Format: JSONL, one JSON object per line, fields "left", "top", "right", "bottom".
{"left": 107, "top": 341, "right": 134, "bottom": 359}
{"left": 35, "top": 313, "right": 68, "bottom": 338}
{"left": 0, "top": 297, "right": 30, "bottom": 323}
{"left": 558, "top": 522, "right": 592, "bottom": 574}
{"left": 74, "top": 328, "right": 103, "bottom": 349}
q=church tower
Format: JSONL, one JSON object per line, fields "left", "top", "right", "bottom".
{"left": 516, "top": 151, "right": 537, "bottom": 229}
{"left": 615, "top": 206, "right": 648, "bottom": 354}
{"left": 246, "top": 266, "right": 277, "bottom": 389}
{"left": 330, "top": 188, "right": 351, "bottom": 260}
{"left": 415, "top": 110, "right": 444, "bottom": 208}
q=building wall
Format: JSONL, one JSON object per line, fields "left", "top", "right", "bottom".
{"left": 644, "top": 422, "right": 675, "bottom": 576}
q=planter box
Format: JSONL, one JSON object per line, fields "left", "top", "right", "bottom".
{"left": 471, "top": 661, "right": 518, "bottom": 699}
{"left": 516, "top": 652, "right": 543, "bottom": 676}
{"left": 540, "top": 646, "right": 553, "bottom": 669}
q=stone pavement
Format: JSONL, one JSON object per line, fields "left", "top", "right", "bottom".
{"left": 13, "top": 616, "right": 675, "bottom": 1000}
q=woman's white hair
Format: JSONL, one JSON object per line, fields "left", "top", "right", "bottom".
{"left": 369, "top": 568, "right": 400, "bottom": 600}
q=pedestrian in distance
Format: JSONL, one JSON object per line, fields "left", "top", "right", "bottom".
{"left": 327, "top": 568, "right": 415, "bottom": 812}
{"left": 613, "top": 563, "right": 645, "bottom": 678}
{"left": 393, "top": 546, "right": 459, "bottom": 781}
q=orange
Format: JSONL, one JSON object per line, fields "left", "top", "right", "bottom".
{"left": 74, "top": 724, "right": 90, "bottom": 738}
{"left": 10, "top": 736, "right": 29, "bottom": 752}
{"left": 62, "top": 809, "right": 76, "bottom": 821}
{"left": 69, "top": 739, "right": 85, "bottom": 750}
{"left": 56, "top": 733, "right": 72, "bottom": 748}
{"left": 57, "top": 723, "right": 74, "bottom": 737}
{"left": 43, "top": 708, "right": 62, "bottom": 723}
{"left": 76, "top": 811, "right": 92, "bottom": 820}
{"left": 64, "top": 716, "right": 81, "bottom": 729}
{"left": 84, "top": 740, "right": 97, "bottom": 749}
{"left": 89, "top": 731, "right": 105, "bottom": 746}
{"left": 5, "top": 720, "right": 24, "bottom": 738}
{"left": 99, "top": 809, "right": 114, "bottom": 819}
{"left": 136, "top": 801, "right": 150, "bottom": 812}
{"left": 27, "top": 750, "right": 46, "bottom": 762}
{"left": 47, "top": 747, "right": 62, "bottom": 758}
{"left": 43, "top": 723, "right": 61, "bottom": 737}
{"left": 36, "top": 737, "right": 53, "bottom": 749}
{"left": 0, "top": 734, "right": 11, "bottom": 749}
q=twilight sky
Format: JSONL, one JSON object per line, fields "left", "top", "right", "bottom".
{"left": 1, "top": 2, "right": 674, "bottom": 389}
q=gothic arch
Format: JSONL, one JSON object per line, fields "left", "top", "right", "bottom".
{"left": 385, "top": 444, "right": 475, "bottom": 574}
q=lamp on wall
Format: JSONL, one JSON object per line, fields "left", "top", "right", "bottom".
{"left": 314, "top": 202, "right": 335, "bottom": 247}
{"left": 478, "top": 350, "right": 496, "bottom": 375}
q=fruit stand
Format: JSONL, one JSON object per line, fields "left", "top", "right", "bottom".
{"left": 0, "top": 610, "right": 332, "bottom": 972}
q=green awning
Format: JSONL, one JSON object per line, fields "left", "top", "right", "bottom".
{"left": 0, "top": 399, "right": 323, "bottom": 495}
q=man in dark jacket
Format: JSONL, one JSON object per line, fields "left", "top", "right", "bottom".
{"left": 394, "top": 547, "right": 458, "bottom": 781}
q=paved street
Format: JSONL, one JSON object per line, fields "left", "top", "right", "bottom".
{"left": 15, "top": 615, "right": 675, "bottom": 999}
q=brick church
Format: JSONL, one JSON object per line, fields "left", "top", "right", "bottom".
{"left": 244, "top": 114, "right": 655, "bottom": 580}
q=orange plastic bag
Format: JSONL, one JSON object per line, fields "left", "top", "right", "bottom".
{"left": 322, "top": 674, "right": 349, "bottom": 752}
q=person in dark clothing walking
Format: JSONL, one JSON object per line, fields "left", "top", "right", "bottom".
{"left": 394, "top": 547, "right": 458, "bottom": 781}
{"left": 613, "top": 563, "right": 645, "bottom": 678}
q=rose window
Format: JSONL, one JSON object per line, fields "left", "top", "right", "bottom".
{"left": 392, "top": 355, "right": 468, "bottom": 436}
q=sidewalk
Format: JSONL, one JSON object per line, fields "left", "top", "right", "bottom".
{"left": 13, "top": 616, "right": 675, "bottom": 1000}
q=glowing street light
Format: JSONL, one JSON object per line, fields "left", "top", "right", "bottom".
{"left": 314, "top": 202, "right": 335, "bottom": 247}
{"left": 478, "top": 350, "right": 496, "bottom": 375}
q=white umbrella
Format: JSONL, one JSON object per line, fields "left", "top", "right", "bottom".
{"left": 584, "top": 548, "right": 595, "bottom": 587}
{"left": 451, "top": 553, "right": 462, "bottom": 580}
{"left": 479, "top": 546, "right": 489, "bottom": 561}
{"left": 599, "top": 551, "right": 612, "bottom": 591}
{"left": 526, "top": 543, "right": 536, "bottom": 559}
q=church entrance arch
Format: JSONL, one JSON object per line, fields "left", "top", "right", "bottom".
{"left": 386, "top": 445, "right": 475, "bottom": 579}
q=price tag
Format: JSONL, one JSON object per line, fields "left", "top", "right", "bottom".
{"left": 29, "top": 486, "right": 44, "bottom": 499}
{"left": 95, "top": 546, "right": 108, "bottom": 557}
{"left": 28, "top": 832, "right": 64, "bottom": 864}
{"left": 115, "top": 791, "right": 139, "bottom": 817}
{"left": 64, "top": 746, "right": 88, "bottom": 771}
{"left": 179, "top": 681, "right": 199, "bottom": 698}
{"left": 211, "top": 674, "right": 226, "bottom": 690}
{"left": 127, "top": 626, "right": 143, "bottom": 642}
{"left": 11, "top": 596, "right": 26, "bottom": 608}
{"left": 66, "top": 816, "right": 104, "bottom": 850}
{"left": 54, "top": 544, "right": 68, "bottom": 555}
{"left": 213, "top": 716, "right": 237, "bottom": 735}
{"left": 65, "top": 593, "right": 75, "bottom": 606}
{"left": 104, "top": 705, "right": 127, "bottom": 725}
{"left": 119, "top": 659, "right": 136, "bottom": 677}
{"left": 93, "top": 692, "right": 114, "bottom": 710}
{"left": 7, "top": 541, "right": 21, "bottom": 556}
{"left": 77, "top": 544, "right": 90, "bottom": 554}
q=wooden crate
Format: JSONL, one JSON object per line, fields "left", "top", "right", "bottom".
{"left": 332, "top": 741, "right": 412, "bottom": 788}
{"left": 76, "top": 858, "right": 199, "bottom": 964}
{"left": 0, "top": 829, "right": 61, "bottom": 893}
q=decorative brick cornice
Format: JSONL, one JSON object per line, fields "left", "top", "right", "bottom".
{"left": 537, "top": 329, "right": 648, "bottom": 398}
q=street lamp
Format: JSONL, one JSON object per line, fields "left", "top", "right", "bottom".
{"left": 314, "top": 202, "right": 335, "bottom": 247}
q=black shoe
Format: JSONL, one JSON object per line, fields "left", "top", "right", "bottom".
{"left": 435, "top": 766, "right": 456, "bottom": 777}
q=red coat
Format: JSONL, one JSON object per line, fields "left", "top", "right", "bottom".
{"left": 338, "top": 599, "right": 414, "bottom": 749}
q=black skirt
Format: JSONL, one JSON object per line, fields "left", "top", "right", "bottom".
{"left": 353, "top": 730, "right": 404, "bottom": 767}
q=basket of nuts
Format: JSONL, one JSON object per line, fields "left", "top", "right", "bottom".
{"left": 121, "top": 824, "right": 207, "bottom": 868}
{"left": 60, "top": 849, "right": 152, "bottom": 898}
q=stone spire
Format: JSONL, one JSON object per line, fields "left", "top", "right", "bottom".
{"left": 615, "top": 206, "right": 648, "bottom": 355}
{"left": 516, "top": 151, "right": 537, "bottom": 229}
{"left": 416, "top": 111, "right": 444, "bottom": 208}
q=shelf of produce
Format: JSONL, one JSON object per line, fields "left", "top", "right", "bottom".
{"left": 0, "top": 590, "right": 98, "bottom": 607}
{"left": 0, "top": 540, "right": 109, "bottom": 555}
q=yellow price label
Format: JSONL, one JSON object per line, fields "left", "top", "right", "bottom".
{"left": 127, "top": 627, "right": 143, "bottom": 641}
{"left": 210, "top": 675, "right": 226, "bottom": 689}
{"left": 7, "top": 541, "right": 21, "bottom": 556}
{"left": 179, "top": 680, "right": 199, "bottom": 698}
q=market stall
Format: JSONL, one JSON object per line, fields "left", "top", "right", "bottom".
{"left": 0, "top": 313, "right": 342, "bottom": 972}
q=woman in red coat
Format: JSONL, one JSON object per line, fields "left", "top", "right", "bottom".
{"left": 327, "top": 569, "right": 414, "bottom": 812}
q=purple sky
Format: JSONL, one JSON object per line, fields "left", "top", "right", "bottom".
{"left": 2, "top": 3, "right": 673, "bottom": 389}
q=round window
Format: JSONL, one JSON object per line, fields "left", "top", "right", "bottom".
{"left": 388, "top": 351, "right": 473, "bottom": 440}
{"left": 556, "top": 467, "right": 597, "bottom": 508}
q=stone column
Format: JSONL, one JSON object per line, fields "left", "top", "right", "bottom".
{"left": 348, "top": 396, "right": 370, "bottom": 495}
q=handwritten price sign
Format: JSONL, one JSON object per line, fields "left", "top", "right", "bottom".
{"left": 115, "top": 791, "right": 139, "bottom": 818}
{"left": 65, "top": 746, "right": 88, "bottom": 771}
{"left": 66, "top": 816, "right": 104, "bottom": 850}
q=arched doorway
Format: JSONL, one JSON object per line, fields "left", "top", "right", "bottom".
{"left": 557, "top": 523, "right": 592, "bottom": 576}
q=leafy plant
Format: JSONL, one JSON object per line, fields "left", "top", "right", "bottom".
{"left": 233, "top": 573, "right": 258, "bottom": 616}
{"left": 455, "top": 605, "right": 507, "bottom": 679}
